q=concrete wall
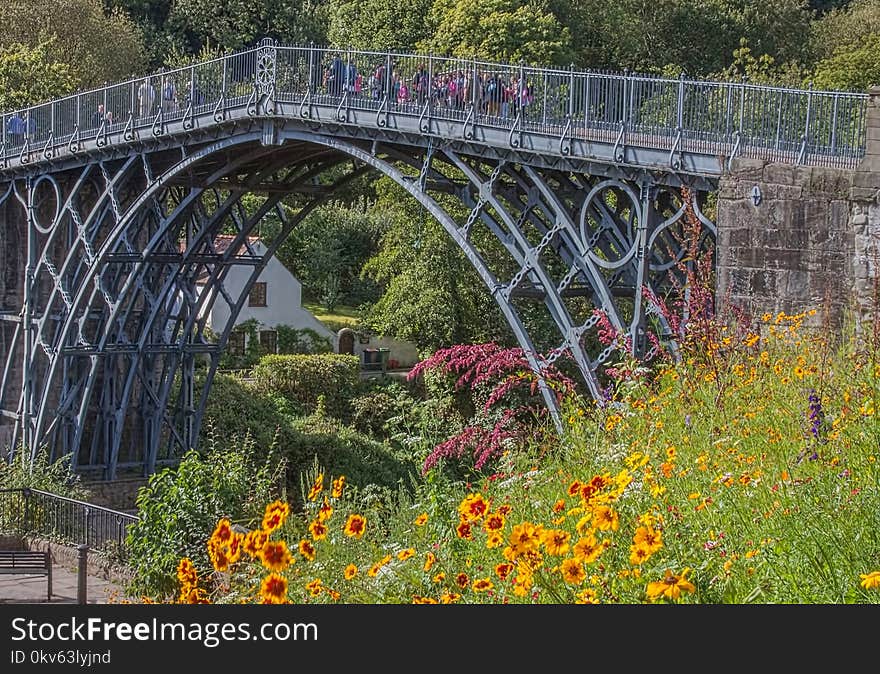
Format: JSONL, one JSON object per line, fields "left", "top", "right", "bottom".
{"left": 716, "top": 85, "right": 880, "bottom": 330}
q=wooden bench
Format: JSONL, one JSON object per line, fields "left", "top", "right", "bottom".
{"left": 0, "top": 550, "right": 52, "bottom": 601}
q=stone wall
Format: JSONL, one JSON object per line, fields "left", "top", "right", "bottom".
{"left": 716, "top": 85, "right": 880, "bottom": 331}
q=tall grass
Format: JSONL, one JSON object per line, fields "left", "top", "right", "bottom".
{"left": 145, "top": 302, "right": 880, "bottom": 604}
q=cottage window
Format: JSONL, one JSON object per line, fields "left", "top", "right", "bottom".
{"left": 259, "top": 329, "right": 277, "bottom": 355}
{"left": 248, "top": 282, "right": 267, "bottom": 307}
{"left": 228, "top": 330, "right": 246, "bottom": 356}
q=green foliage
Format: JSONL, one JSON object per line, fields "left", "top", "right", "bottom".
{"left": 359, "top": 181, "right": 507, "bottom": 353}
{"left": 164, "top": 0, "right": 329, "bottom": 55}
{"left": 2, "top": 0, "right": 146, "bottom": 88}
{"left": 328, "top": 0, "right": 434, "bottom": 51}
{"left": 250, "top": 353, "right": 360, "bottom": 416}
{"left": 276, "top": 325, "right": 333, "bottom": 354}
{"left": 125, "top": 436, "right": 285, "bottom": 598}
{"left": 0, "top": 447, "right": 89, "bottom": 498}
{"left": 421, "top": 0, "right": 572, "bottom": 66}
{"left": 810, "top": 0, "right": 880, "bottom": 62}
{"left": 0, "top": 41, "right": 77, "bottom": 111}
{"left": 277, "top": 199, "right": 385, "bottom": 311}
{"left": 812, "top": 33, "right": 880, "bottom": 91}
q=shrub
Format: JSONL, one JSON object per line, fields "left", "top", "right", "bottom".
{"left": 250, "top": 353, "right": 360, "bottom": 416}
{"left": 276, "top": 325, "right": 333, "bottom": 354}
{"left": 125, "top": 434, "right": 285, "bottom": 599}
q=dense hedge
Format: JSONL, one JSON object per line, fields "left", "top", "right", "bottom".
{"left": 250, "top": 353, "right": 360, "bottom": 416}
{"left": 199, "top": 372, "right": 417, "bottom": 508}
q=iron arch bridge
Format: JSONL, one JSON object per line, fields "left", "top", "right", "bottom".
{"left": 0, "top": 40, "right": 868, "bottom": 477}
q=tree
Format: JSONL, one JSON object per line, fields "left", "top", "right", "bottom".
{"left": 0, "top": 41, "right": 77, "bottom": 111}
{"left": 360, "top": 181, "right": 508, "bottom": 353}
{"left": 812, "top": 33, "right": 880, "bottom": 90}
{"left": 165, "top": 0, "right": 330, "bottom": 54}
{"left": 2, "top": 0, "right": 146, "bottom": 89}
{"left": 328, "top": 0, "right": 434, "bottom": 51}
{"left": 420, "top": 0, "right": 572, "bottom": 66}
{"left": 281, "top": 198, "right": 385, "bottom": 311}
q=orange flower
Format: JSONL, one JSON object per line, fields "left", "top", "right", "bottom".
{"left": 243, "top": 529, "right": 268, "bottom": 559}
{"left": 331, "top": 475, "right": 346, "bottom": 498}
{"left": 309, "top": 519, "right": 328, "bottom": 541}
{"left": 414, "top": 513, "right": 428, "bottom": 526}
{"left": 210, "top": 518, "right": 234, "bottom": 545}
{"left": 592, "top": 505, "right": 619, "bottom": 532}
{"left": 455, "top": 572, "right": 469, "bottom": 589}
{"left": 344, "top": 514, "right": 367, "bottom": 539}
{"left": 552, "top": 499, "right": 566, "bottom": 513}
{"left": 343, "top": 563, "right": 358, "bottom": 580}
{"left": 458, "top": 493, "right": 489, "bottom": 522}
{"left": 260, "top": 540, "right": 293, "bottom": 572}
{"left": 308, "top": 473, "right": 324, "bottom": 502}
{"left": 397, "top": 548, "right": 415, "bottom": 561}
{"left": 260, "top": 573, "right": 289, "bottom": 604}
{"left": 262, "top": 500, "right": 291, "bottom": 533}
{"left": 176, "top": 558, "right": 198, "bottom": 587}
{"left": 456, "top": 520, "right": 473, "bottom": 540}
{"left": 299, "top": 539, "right": 317, "bottom": 562}
{"left": 567, "top": 480, "right": 582, "bottom": 497}
{"left": 423, "top": 552, "right": 436, "bottom": 572}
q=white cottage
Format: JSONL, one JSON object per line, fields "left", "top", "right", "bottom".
{"left": 193, "top": 235, "right": 336, "bottom": 353}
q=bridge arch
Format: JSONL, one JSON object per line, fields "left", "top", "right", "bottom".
{"left": 0, "top": 128, "right": 713, "bottom": 477}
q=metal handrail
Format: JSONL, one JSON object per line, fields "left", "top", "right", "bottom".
{"left": 0, "top": 41, "right": 869, "bottom": 172}
{"left": 0, "top": 487, "right": 138, "bottom": 560}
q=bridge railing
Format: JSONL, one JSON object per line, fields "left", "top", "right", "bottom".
{"left": 0, "top": 41, "right": 870, "bottom": 171}
{"left": 0, "top": 487, "right": 138, "bottom": 560}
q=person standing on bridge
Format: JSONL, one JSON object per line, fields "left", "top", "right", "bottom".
{"left": 6, "top": 111, "right": 26, "bottom": 146}
{"left": 137, "top": 77, "right": 156, "bottom": 119}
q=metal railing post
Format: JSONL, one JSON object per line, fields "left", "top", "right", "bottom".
{"left": 77, "top": 544, "right": 88, "bottom": 605}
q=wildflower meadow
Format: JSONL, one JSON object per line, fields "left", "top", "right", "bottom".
{"left": 135, "top": 302, "right": 880, "bottom": 605}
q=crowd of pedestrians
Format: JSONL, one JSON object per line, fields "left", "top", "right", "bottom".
{"left": 322, "top": 54, "right": 536, "bottom": 118}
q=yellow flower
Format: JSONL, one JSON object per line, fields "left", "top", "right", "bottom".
{"left": 242, "top": 529, "right": 268, "bottom": 559}
{"left": 440, "top": 592, "right": 461, "bottom": 604}
{"left": 262, "top": 500, "right": 291, "bottom": 533}
{"left": 318, "top": 498, "right": 334, "bottom": 522}
{"left": 859, "top": 571, "right": 880, "bottom": 590}
{"left": 484, "top": 511, "right": 506, "bottom": 533}
{"left": 309, "top": 519, "right": 328, "bottom": 541}
{"left": 508, "top": 521, "right": 543, "bottom": 557}
{"left": 592, "top": 505, "right": 619, "bottom": 532}
{"left": 572, "top": 535, "right": 604, "bottom": 564}
{"left": 298, "top": 539, "right": 316, "bottom": 562}
{"left": 397, "top": 548, "right": 415, "bottom": 561}
{"left": 344, "top": 514, "right": 367, "bottom": 539}
{"left": 560, "top": 558, "right": 586, "bottom": 584}
{"left": 541, "top": 529, "right": 571, "bottom": 556}
{"left": 646, "top": 569, "right": 696, "bottom": 602}
{"left": 433, "top": 572, "right": 446, "bottom": 584}
{"left": 259, "top": 540, "right": 294, "bottom": 572}
{"left": 414, "top": 513, "right": 428, "bottom": 526}
{"left": 259, "top": 573, "right": 289, "bottom": 604}
{"left": 495, "top": 562, "right": 514, "bottom": 581}
{"left": 633, "top": 525, "right": 663, "bottom": 553}
{"left": 472, "top": 578, "right": 494, "bottom": 592}
{"left": 307, "top": 473, "right": 324, "bottom": 502}
{"left": 486, "top": 532, "right": 504, "bottom": 549}
{"left": 458, "top": 493, "right": 490, "bottom": 522}
{"left": 423, "top": 552, "right": 436, "bottom": 572}
{"left": 331, "top": 475, "right": 346, "bottom": 498}
{"left": 305, "top": 578, "right": 323, "bottom": 597}
{"left": 176, "top": 557, "right": 198, "bottom": 588}
{"left": 343, "top": 563, "right": 358, "bottom": 580}
{"left": 575, "top": 588, "right": 600, "bottom": 604}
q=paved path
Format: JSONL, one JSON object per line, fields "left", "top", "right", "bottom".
{"left": 0, "top": 557, "right": 127, "bottom": 604}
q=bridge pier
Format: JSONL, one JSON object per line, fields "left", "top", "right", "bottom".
{"left": 716, "top": 85, "right": 880, "bottom": 331}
